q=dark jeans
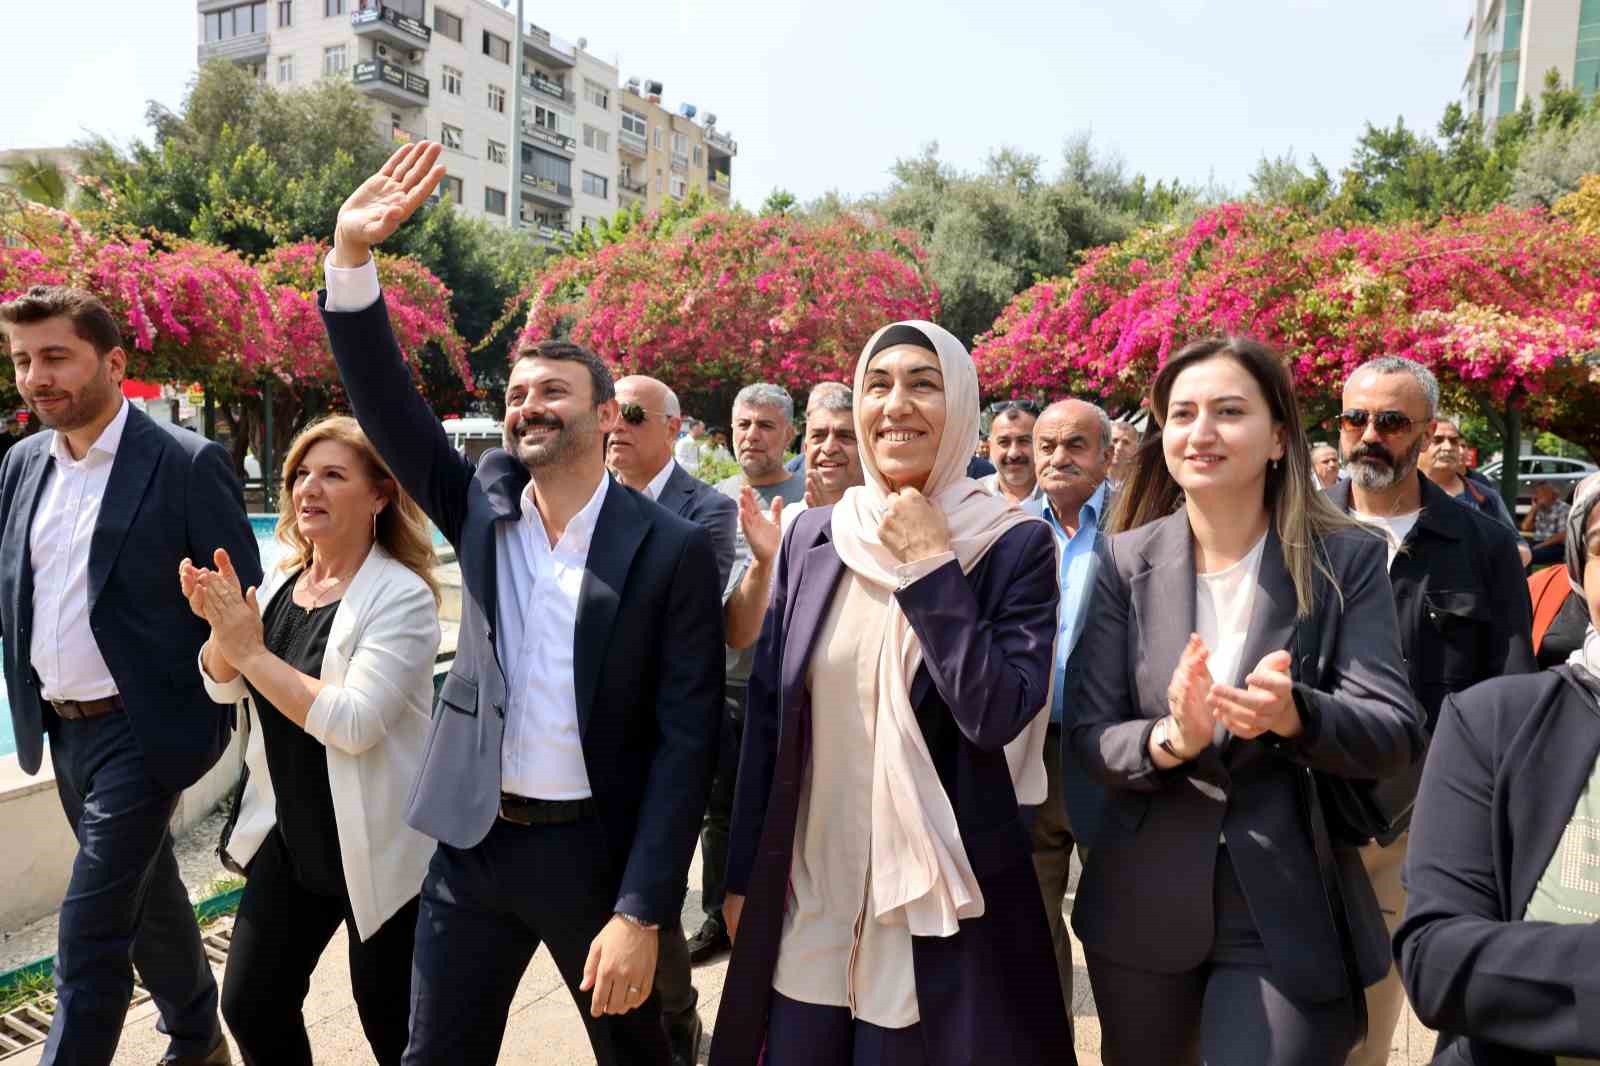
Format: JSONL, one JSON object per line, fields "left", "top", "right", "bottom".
{"left": 222, "top": 828, "right": 418, "bottom": 1066}
{"left": 43, "top": 710, "right": 221, "bottom": 1066}
{"left": 1086, "top": 849, "right": 1357, "bottom": 1066}
{"left": 401, "top": 813, "right": 669, "bottom": 1066}
{"left": 765, "top": 991, "right": 927, "bottom": 1066}
{"left": 699, "top": 681, "right": 746, "bottom": 921}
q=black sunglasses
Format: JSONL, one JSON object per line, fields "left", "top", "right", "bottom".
{"left": 1338, "top": 409, "right": 1419, "bottom": 436}
{"left": 990, "top": 400, "right": 1041, "bottom": 417}
{"left": 618, "top": 402, "right": 668, "bottom": 426}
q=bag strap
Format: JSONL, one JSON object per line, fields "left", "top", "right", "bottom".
{"left": 216, "top": 697, "right": 253, "bottom": 877}
{"left": 1292, "top": 546, "right": 1371, "bottom": 1045}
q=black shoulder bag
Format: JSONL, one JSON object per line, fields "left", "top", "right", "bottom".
{"left": 215, "top": 699, "right": 252, "bottom": 877}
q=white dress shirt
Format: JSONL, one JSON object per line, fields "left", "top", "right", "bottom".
{"left": 30, "top": 399, "right": 131, "bottom": 701}
{"left": 496, "top": 473, "right": 611, "bottom": 799}
{"left": 642, "top": 458, "right": 677, "bottom": 502}
{"left": 673, "top": 434, "right": 701, "bottom": 475}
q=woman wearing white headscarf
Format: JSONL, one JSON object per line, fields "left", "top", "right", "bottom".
{"left": 707, "top": 323, "right": 1072, "bottom": 1066}
{"left": 1397, "top": 471, "right": 1600, "bottom": 1062}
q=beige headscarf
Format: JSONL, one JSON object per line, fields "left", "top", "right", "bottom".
{"left": 829, "top": 321, "right": 1049, "bottom": 938}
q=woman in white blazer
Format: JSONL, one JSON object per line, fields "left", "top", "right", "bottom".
{"left": 179, "top": 415, "right": 440, "bottom": 1066}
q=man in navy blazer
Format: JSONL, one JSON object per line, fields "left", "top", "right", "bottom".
{"left": 607, "top": 372, "right": 734, "bottom": 1064}
{"left": 0, "top": 286, "right": 260, "bottom": 1066}
{"left": 1020, "top": 398, "right": 1114, "bottom": 1023}
{"left": 319, "top": 142, "right": 723, "bottom": 1066}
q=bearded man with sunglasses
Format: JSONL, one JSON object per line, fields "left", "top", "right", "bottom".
{"left": 1327, "top": 356, "right": 1534, "bottom": 1066}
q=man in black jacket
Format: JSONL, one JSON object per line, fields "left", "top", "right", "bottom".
{"left": 1332, "top": 356, "right": 1536, "bottom": 1066}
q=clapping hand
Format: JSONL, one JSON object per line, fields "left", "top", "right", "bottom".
{"left": 1164, "top": 634, "right": 1217, "bottom": 757}
{"left": 195, "top": 549, "right": 265, "bottom": 668}
{"left": 739, "top": 485, "right": 784, "bottom": 567}
{"left": 1209, "top": 649, "right": 1301, "bottom": 740}
{"left": 332, "top": 141, "right": 446, "bottom": 267}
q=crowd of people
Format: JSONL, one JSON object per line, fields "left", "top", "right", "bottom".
{"left": 2, "top": 138, "right": 1598, "bottom": 1066}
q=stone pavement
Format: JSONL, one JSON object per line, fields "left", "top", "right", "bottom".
{"left": 6, "top": 822, "right": 1441, "bottom": 1066}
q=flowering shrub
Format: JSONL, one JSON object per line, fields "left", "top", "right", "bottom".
{"left": 504, "top": 209, "right": 939, "bottom": 398}
{"left": 972, "top": 203, "right": 1600, "bottom": 451}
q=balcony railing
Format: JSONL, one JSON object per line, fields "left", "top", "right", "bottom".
{"left": 391, "top": 124, "right": 426, "bottom": 144}
{"left": 526, "top": 74, "right": 565, "bottom": 100}
{"left": 671, "top": 152, "right": 689, "bottom": 172}
{"left": 710, "top": 170, "right": 731, "bottom": 192}
{"left": 619, "top": 176, "right": 647, "bottom": 195}
{"left": 522, "top": 124, "right": 575, "bottom": 152}
{"left": 706, "top": 128, "right": 738, "bottom": 155}
{"left": 352, "top": 59, "right": 430, "bottom": 104}
{"left": 619, "top": 129, "right": 647, "bottom": 157}
{"left": 351, "top": 4, "right": 431, "bottom": 46}
{"left": 521, "top": 173, "right": 573, "bottom": 199}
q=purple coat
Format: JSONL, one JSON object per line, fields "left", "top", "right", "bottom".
{"left": 708, "top": 506, "right": 1074, "bottom": 1066}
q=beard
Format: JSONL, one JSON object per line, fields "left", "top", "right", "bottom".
{"left": 1345, "top": 434, "right": 1424, "bottom": 491}
{"left": 26, "top": 367, "right": 119, "bottom": 433}
{"left": 505, "top": 407, "right": 598, "bottom": 470}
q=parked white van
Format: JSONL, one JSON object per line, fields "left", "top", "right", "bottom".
{"left": 442, "top": 416, "right": 502, "bottom": 465}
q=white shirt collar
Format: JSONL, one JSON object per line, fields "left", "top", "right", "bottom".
{"left": 51, "top": 397, "right": 130, "bottom": 467}
{"left": 520, "top": 471, "right": 612, "bottom": 556}
{"left": 643, "top": 458, "right": 677, "bottom": 502}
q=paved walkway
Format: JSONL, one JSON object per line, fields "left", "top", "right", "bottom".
{"left": 6, "top": 822, "right": 1440, "bottom": 1065}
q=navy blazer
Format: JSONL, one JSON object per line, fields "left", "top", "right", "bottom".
{"left": 1398, "top": 669, "right": 1600, "bottom": 1064}
{"left": 321, "top": 293, "right": 724, "bottom": 926}
{"left": 655, "top": 461, "right": 736, "bottom": 594}
{"left": 710, "top": 507, "right": 1073, "bottom": 1066}
{"left": 0, "top": 405, "right": 261, "bottom": 793}
{"left": 1067, "top": 511, "right": 1424, "bottom": 1004}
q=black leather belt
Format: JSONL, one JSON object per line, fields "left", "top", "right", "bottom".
{"left": 49, "top": 695, "right": 124, "bottom": 721}
{"left": 498, "top": 793, "right": 596, "bottom": 826}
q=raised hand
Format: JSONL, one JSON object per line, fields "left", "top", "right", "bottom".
{"left": 1165, "top": 634, "right": 1217, "bottom": 756}
{"left": 332, "top": 141, "right": 446, "bottom": 267}
{"left": 739, "top": 485, "right": 784, "bottom": 567}
{"left": 178, "top": 558, "right": 211, "bottom": 621}
{"left": 1209, "top": 649, "right": 1301, "bottom": 740}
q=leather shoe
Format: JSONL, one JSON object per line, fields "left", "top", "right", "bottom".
{"left": 685, "top": 917, "right": 729, "bottom": 965}
{"left": 159, "top": 1038, "right": 231, "bottom": 1066}
{"left": 667, "top": 1011, "right": 703, "bottom": 1066}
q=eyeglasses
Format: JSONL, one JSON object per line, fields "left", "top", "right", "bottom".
{"left": 1338, "top": 409, "right": 1419, "bottom": 436}
{"left": 989, "top": 400, "right": 1040, "bottom": 417}
{"left": 618, "top": 402, "right": 669, "bottom": 426}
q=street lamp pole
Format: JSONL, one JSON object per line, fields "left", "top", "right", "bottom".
{"left": 509, "top": 0, "right": 525, "bottom": 229}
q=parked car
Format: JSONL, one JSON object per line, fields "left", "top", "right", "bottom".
{"left": 1477, "top": 454, "right": 1598, "bottom": 516}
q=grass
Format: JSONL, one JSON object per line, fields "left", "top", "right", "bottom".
{"left": 0, "top": 967, "right": 53, "bottom": 1016}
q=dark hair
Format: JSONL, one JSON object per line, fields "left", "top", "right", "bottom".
{"left": 1109, "top": 335, "right": 1359, "bottom": 616}
{"left": 0, "top": 285, "right": 122, "bottom": 356}
{"left": 513, "top": 339, "right": 614, "bottom": 405}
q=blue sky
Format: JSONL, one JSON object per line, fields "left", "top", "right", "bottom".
{"left": 1, "top": 0, "right": 1468, "bottom": 208}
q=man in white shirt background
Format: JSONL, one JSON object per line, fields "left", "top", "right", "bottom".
{"left": 673, "top": 416, "right": 704, "bottom": 476}
{"left": 318, "top": 142, "right": 723, "bottom": 1066}
{"left": 0, "top": 285, "right": 260, "bottom": 1066}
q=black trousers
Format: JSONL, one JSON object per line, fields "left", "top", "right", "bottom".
{"left": 44, "top": 710, "right": 221, "bottom": 1066}
{"left": 221, "top": 828, "right": 418, "bottom": 1066}
{"left": 1086, "top": 849, "right": 1357, "bottom": 1066}
{"left": 699, "top": 680, "right": 746, "bottom": 920}
{"left": 765, "top": 992, "right": 927, "bottom": 1066}
{"left": 402, "top": 812, "right": 670, "bottom": 1066}
{"left": 654, "top": 920, "right": 698, "bottom": 1029}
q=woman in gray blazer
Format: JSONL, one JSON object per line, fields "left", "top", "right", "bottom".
{"left": 1066, "top": 336, "right": 1424, "bottom": 1065}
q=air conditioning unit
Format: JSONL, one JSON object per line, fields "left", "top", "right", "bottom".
{"left": 407, "top": 49, "right": 424, "bottom": 64}
{"left": 625, "top": 77, "right": 641, "bottom": 93}
{"left": 375, "top": 43, "right": 392, "bottom": 60}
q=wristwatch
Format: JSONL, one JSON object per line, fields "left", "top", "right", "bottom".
{"left": 1155, "top": 716, "right": 1189, "bottom": 761}
{"left": 617, "top": 912, "right": 659, "bottom": 931}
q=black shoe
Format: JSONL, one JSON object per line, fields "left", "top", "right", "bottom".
{"left": 159, "top": 1038, "right": 231, "bottom": 1066}
{"left": 686, "top": 918, "right": 729, "bottom": 965}
{"left": 666, "top": 1011, "right": 704, "bottom": 1066}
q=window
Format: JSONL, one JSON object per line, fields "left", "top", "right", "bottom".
{"left": 204, "top": 2, "right": 268, "bottom": 41}
{"left": 582, "top": 125, "right": 609, "bottom": 152}
{"left": 530, "top": 105, "right": 576, "bottom": 141}
{"left": 693, "top": 145, "right": 703, "bottom": 167}
{"left": 671, "top": 132, "right": 688, "bottom": 155}
{"left": 440, "top": 175, "right": 464, "bottom": 204}
{"left": 653, "top": 128, "right": 663, "bottom": 150}
{"left": 441, "top": 65, "right": 462, "bottom": 95}
{"left": 278, "top": 0, "right": 292, "bottom": 27}
{"left": 433, "top": 7, "right": 463, "bottom": 42}
{"left": 581, "top": 171, "right": 608, "bottom": 198}
{"left": 655, "top": 172, "right": 663, "bottom": 193}
{"left": 322, "top": 44, "right": 348, "bottom": 75}
{"left": 583, "top": 79, "right": 610, "bottom": 110}
{"left": 521, "top": 145, "right": 572, "bottom": 190}
{"left": 670, "top": 176, "right": 687, "bottom": 199}
{"left": 487, "top": 140, "right": 507, "bottom": 164}
{"left": 620, "top": 108, "right": 647, "bottom": 138}
{"left": 483, "top": 30, "right": 510, "bottom": 64}
{"left": 487, "top": 83, "right": 506, "bottom": 113}
{"left": 277, "top": 54, "right": 294, "bottom": 83}
{"left": 324, "top": 0, "right": 344, "bottom": 15}
{"left": 485, "top": 187, "right": 507, "bottom": 216}
{"left": 440, "top": 124, "right": 463, "bottom": 150}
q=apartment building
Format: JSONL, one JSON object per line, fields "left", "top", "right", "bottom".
{"left": 616, "top": 79, "right": 736, "bottom": 215}
{"left": 1462, "top": 0, "right": 1600, "bottom": 123}
{"left": 195, "top": 0, "right": 624, "bottom": 239}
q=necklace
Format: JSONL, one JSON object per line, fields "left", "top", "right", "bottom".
{"left": 300, "top": 565, "right": 357, "bottom": 609}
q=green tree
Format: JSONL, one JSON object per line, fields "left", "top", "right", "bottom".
{"left": 760, "top": 188, "right": 798, "bottom": 216}
{"left": 2, "top": 156, "right": 71, "bottom": 209}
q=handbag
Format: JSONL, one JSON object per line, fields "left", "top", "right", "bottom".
{"left": 215, "top": 699, "right": 252, "bottom": 877}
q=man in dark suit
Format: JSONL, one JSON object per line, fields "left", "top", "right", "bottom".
{"left": 319, "top": 142, "right": 723, "bottom": 1066}
{"left": 1332, "top": 356, "right": 1535, "bottom": 1066}
{"left": 0, "top": 286, "right": 260, "bottom": 1066}
{"left": 608, "top": 372, "right": 734, "bottom": 1065}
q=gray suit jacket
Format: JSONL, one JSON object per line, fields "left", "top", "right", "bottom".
{"left": 656, "top": 461, "right": 736, "bottom": 594}
{"left": 1067, "top": 509, "right": 1424, "bottom": 1003}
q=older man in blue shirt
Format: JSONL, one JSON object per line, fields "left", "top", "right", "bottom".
{"left": 1021, "top": 397, "right": 1114, "bottom": 1022}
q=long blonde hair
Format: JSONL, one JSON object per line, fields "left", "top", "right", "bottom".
{"left": 1109, "top": 336, "right": 1359, "bottom": 618}
{"left": 273, "top": 415, "right": 440, "bottom": 604}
